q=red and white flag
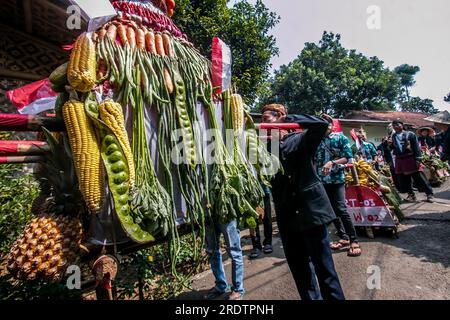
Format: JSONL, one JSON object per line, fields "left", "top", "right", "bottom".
{"left": 350, "top": 129, "right": 361, "bottom": 150}
{"left": 211, "top": 37, "right": 232, "bottom": 94}
{"left": 332, "top": 119, "right": 343, "bottom": 133}
{"left": 6, "top": 78, "right": 57, "bottom": 115}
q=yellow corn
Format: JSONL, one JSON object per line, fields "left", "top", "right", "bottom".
{"left": 63, "top": 99, "right": 104, "bottom": 213}
{"left": 67, "top": 33, "right": 97, "bottom": 92}
{"left": 99, "top": 100, "right": 135, "bottom": 186}
{"left": 231, "top": 94, "right": 244, "bottom": 132}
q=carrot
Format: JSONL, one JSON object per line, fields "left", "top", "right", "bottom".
{"left": 117, "top": 24, "right": 128, "bottom": 46}
{"left": 126, "top": 26, "right": 136, "bottom": 49}
{"left": 162, "top": 33, "right": 173, "bottom": 57}
{"left": 136, "top": 28, "right": 145, "bottom": 51}
{"left": 155, "top": 33, "right": 165, "bottom": 56}
{"left": 106, "top": 24, "right": 117, "bottom": 41}
{"left": 155, "top": 33, "right": 173, "bottom": 94}
{"left": 145, "top": 31, "right": 157, "bottom": 54}
{"left": 97, "top": 27, "right": 107, "bottom": 41}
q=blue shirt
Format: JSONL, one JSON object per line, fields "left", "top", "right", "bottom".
{"left": 315, "top": 133, "right": 353, "bottom": 184}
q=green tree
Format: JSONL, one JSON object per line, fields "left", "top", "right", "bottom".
{"left": 400, "top": 97, "right": 438, "bottom": 114}
{"left": 260, "top": 32, "right": 401, "bottom": 116}
{"left": 394, "top": 64, "right": 420, "bottom": 102}
{"left": 172, "top": 0, "right": 279, "bottom": 103}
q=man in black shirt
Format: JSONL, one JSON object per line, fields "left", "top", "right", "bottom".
{"left": 270, "top": 112, "right": 345, "bottom": 300}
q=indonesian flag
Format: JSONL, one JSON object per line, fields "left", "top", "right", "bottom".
{"left": 350, "top": 129, "right": 361, "bottom": 150}
{"left": 6, "top": 78, "right": 57, "bottom": 115}
{"left": 332, "top": 119, "right": 343, "bottom": 133}
{"left": 212, "top": 37, "right": 232, "bottom": 94}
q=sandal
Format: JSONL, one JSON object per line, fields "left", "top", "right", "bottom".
{"left": 347, "top": 242, "right": 362, "bottom": 257}
{"left": 330, "top": 239, "right": 350, "bottom": 250}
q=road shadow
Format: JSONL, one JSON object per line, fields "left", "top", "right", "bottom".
{"left": 385, "top": 219, "right": 450, "bottom": 268}
{"left": 434, "top": 189, "right": 450, "bottom": 200}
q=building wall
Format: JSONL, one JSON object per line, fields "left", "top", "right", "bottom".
{"left": 341, "top": 124, "right": 390, "bottom": 147}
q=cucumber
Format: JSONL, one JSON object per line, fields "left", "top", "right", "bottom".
{"left": 49, "top": 62, "right": 68, "bottom": 92}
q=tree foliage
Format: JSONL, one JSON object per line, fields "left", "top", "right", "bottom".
{"left": 172, "top": 0, "right": 279, "bottom": 103}
{"left": 260, "top": 32, "right": 401, "bottom": 116}
{"left": 261, "top": 31, "right": 438, "bottom": 116}
{"left": 399, "top": 97, "right": 438, "bottom": 114}
{"left": 394, "top": 64, "right": 420, "bottom": 101}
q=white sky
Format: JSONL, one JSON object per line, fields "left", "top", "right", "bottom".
{"left": 230, "top": 0, "right": 450, "bottom": 111}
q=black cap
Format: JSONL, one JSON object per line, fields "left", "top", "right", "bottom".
{"left": 392, "top": 119, "right": 404, "bottom": 125}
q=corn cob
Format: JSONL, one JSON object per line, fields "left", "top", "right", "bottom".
{"left": 231, "top": 94, "right": 245, "bottom": 132}
{"left": 98, "top": 100, "right": 135, "bottom": 186}
{"left": 67, "top": 33, "right": 97, "bottom": 92}
{"left": 63, "top": 99, "right": 104, "bottom": 213}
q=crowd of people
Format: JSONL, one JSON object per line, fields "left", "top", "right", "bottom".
{"left": 202, "top": 105, "right": 450, "bottom": 301}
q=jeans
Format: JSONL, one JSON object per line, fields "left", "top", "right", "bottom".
{"left": 205, "top": 220, "right": 244, "bottom": 294}
{"left": 324, "top": 183, "right": 358, "bottom": 243}
{"left": 251, "top": 192, "right": 273, "bottom": 249}
{"left": 276, "top": 206, "right": 345, "bottom": 300}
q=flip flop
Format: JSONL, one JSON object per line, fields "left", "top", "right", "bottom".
{"left": 347, "top": 243, "right": 362, "bottom": 257}
{"left": 330, "top": 239, "right": 350, "bottom": 250}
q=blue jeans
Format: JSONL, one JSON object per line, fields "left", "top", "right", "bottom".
{"left": 205, "top": 220, "right": 245, "bottom": 294}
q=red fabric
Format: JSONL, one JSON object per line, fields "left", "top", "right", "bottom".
{"left": 395, "top": 154, "right": 419, "bottom": 175}
{"left": 332, "top": 119, "right": 343, "bottom": 133}
{"left": 6, "top": 78, "right": 57, "bottom": 111}
{"left": 211, "top": 37, "right": 223, "bottom": 94}
{"left": 0, "top": 114, "right": 29, "bottom": 131}
{"left": 259, "top": 123, "right": 302, "bottom": 130}
{"left": 62, "top": 43, "right": 75, "bottom": 51}
{"left": 0, "top": 141, "right": 45, "bottom": 155}
{"left": 350, "top": 129, "right": 361, "bottom": 149}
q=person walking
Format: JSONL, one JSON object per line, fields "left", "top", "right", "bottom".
{"left": 315, "top": 115, "right": 361, "bottom": 257}
{"left": 204, "top": 218, "right": 245, "bottom": 300}
{"left": 270, "top": 110, "right": 345, "bottom": 300}
{"left": 391, "top": 119, "right": 434, "bottom": 202}
{"left": 249, "top": 183, "right": 273, "bottom": 258}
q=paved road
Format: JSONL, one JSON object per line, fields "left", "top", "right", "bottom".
{"left": 177, "top": 182, "right": 450, "bottom": 300}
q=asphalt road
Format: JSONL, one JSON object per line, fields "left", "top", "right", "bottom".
{"left": 178, "top": 181, "right": 450, "bottom": 300}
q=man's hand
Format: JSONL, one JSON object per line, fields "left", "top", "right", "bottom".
{"left": 321, "top": 161, "right": 334, "bottom": 176}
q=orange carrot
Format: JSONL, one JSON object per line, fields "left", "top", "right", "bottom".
{"left": 106, "top": 24, "right": 117, "bottom": 41}
{"left": 136, "top": 28, "right": 145, "bottom": 51}
{"left": 155, "top": 33, "right": 173, "bottom": 93}
{"left": 155, "top": 33, "right": 165, "bottom": 56}
{"left": 117, "top": 24, "right": 128, "bottom": 46}
{"left": 162, "top": 33, "right": 173, "bottom": 57}
{"left": 126, "top": 26, "right": 136, "bottom": 49}
{"left": 97, "top": 27, "right": 107, "bottom": 41}
{"left": 145, "top": 31, "right": 157, "bottom": 54}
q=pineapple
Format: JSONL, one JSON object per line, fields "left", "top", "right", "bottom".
{"left": 7, "top": 129, "right": 87, "bottom": 282}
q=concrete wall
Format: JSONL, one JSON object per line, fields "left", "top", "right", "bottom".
{"left": 341, "top": 124, "right": 390, "bottom": 147}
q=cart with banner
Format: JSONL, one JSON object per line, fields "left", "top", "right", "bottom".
{"left": 344, "top": 161, "right": 401, "bottom": 238}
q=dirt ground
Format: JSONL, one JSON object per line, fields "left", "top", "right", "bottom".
{"left": 176, "top": 181, "right": 450, "bottom": 300}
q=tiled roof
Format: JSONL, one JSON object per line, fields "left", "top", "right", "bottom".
{"left": 345, "top": 111, "right": 434, "bottom": 128}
